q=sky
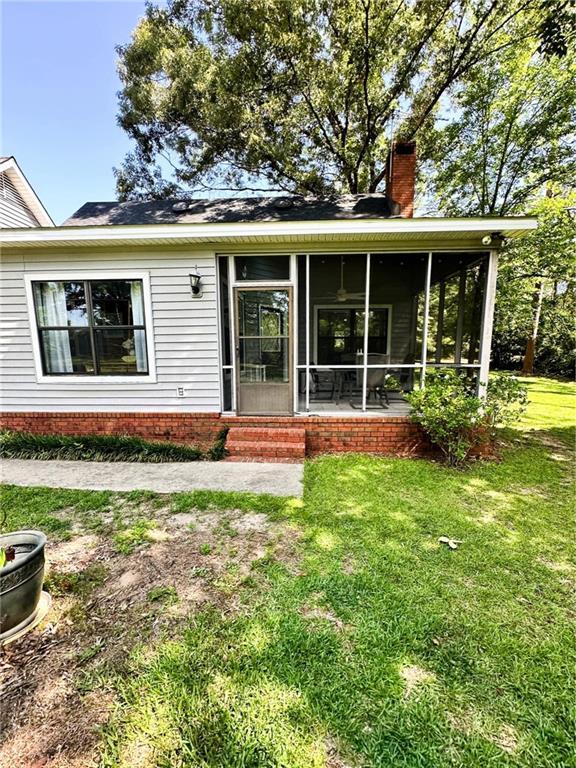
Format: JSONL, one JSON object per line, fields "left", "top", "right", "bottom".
{"left": 1, "top": 0, "right": 159, "bottom": 224}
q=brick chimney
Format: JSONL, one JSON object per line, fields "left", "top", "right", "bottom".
{"left": 386, "top": 141, "right": 416, "bottom": 217}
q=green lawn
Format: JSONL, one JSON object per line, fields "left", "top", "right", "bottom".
{"left": 1, "top": 376, "right": 575, "bottom": 768}
{"left": 517, "top": 376, "right": 576, "bottom": 433}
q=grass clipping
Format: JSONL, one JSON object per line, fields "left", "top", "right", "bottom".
{"left": 0, "top": 430, "right": 205, "bottom": 463}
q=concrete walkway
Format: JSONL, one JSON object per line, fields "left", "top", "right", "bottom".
{"left": 0, "top": 459, "right": 303, "bottom": 497}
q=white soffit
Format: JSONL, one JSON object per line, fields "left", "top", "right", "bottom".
{"left": 0, "top": 216, "right": 537, "bottom": 249}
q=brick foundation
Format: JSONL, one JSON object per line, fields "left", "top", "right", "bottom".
{"left": 223, "top": 416, "right": 431, "bottom": 457}
{"left": 1, "top": 411, "right": 495, "bottom": 460}
{"left": 1, "top": 411, "right": 434, "bottom": 458}
{"left": 0, "top": 412, "right": 223, "bottom": 451}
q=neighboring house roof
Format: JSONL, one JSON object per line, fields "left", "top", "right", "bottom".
{"left": 63, "top": 194, "right": 398, "bottom": 227}
{"left": 0, "top": 156, "right": 54, "bottom": 228}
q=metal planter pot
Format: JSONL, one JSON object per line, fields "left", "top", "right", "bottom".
{"left": 0, "top": 530, "right": 47, "bottom": 641}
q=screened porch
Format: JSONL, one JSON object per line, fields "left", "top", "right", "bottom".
{"left": 217, "top": 251, "right": 494, "bottom": 417}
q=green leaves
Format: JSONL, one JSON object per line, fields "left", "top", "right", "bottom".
{"left": 408, "top": 371, "right": 528, "bottom": 465}
{"left": 0, "top": 431, "right": 204, "bottom": 463}
{"left": 408, "top": 370, "right": 484, "bottom": 467}
{"left": 485, "top": 373, "right": 528, "bottom": 436}
{"left": 115, "top": 0, "right": 543, "bottom": 199}
{"left": 492, "top": 193, "right": 576, "bottom": 377}
{"left": 428, "top": 45, "right": 576, "bottom": 217}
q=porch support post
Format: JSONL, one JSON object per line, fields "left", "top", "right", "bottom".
{"left": 478, "top": 250, "right": 498, "bottom": 399}
{"left": 305, "top": 253, "right": 310, "bottom": 412}
{"left": 291, "top": 253, "right": 298, "bottom": 414}
{"left": 420, "top": 252, "right": 432, "bottom": 388}
{"left": 228, "top": 255, "right": 237, "bottom": 412}
{"left": 454, "top": 268, "right": 467, "bottom": 364}
{"left": 435, "top": 280, "right": 445, "bottom": 363}
{"left": 361, "top": 252, "right": 371, "bottom": 411}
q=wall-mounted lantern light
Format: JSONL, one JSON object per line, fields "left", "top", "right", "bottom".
{"left": 190, "top": 268, "right": 203, "bottom": 298}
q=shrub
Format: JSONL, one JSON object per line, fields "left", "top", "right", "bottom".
{"left": 206, "top": 427, "right": 229, "bottom": 461}
{"left": 484, "top": 373, "right": 528, "bottom": 438}
{"left": 0, "top": 431, "right": 204, "bottom": 463}
{"left": 408, "top": 370, "right": 529, "bottom": 466}
{"left": 383, "top": 374, "right": 402, "bottom": 391}
{"left": 407, "top": 370, "right": 483, "bottom": 467}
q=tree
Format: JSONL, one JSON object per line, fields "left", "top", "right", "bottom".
{"left": 493, "top": 193, "right": 576, "bottom": 376}
{"left": 538, "top": 0, "right": 576, "bottom": 57}
{"left": 116, "top": 0, "right": 542, "bottom": 200}
{"left": 426, "top": 44, "right": 576, "bottom": 216}
{"left": 426, "top": 40, "right": 575, "bottom": 378}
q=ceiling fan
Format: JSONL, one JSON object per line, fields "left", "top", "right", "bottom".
{"left": 322, "top": 255, "right": 365, "bottom": 303}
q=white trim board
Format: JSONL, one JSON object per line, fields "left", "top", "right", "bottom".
{"left": 23, "top": 270, "right": 157, "bottom": 384}
{"left": 1, "top": 216, "right": 538, "bottom": 246}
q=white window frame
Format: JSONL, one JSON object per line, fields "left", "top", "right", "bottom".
{"left": 313, "top": 303, "right": 393, "bottom": 365}
{"left": 24, "top": 270, "right": 157, "bottom": 384}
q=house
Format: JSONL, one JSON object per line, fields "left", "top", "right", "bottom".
{"left": 0, "top": 157, "right": 54, "bottom": 229}
{"left": 0, "top": 146, "right": 537, "bottom": 459}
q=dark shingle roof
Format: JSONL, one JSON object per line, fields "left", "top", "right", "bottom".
{"left": 63, "top": 194, "right": 398, "bottom": 227}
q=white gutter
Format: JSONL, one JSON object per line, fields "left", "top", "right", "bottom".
{"left": 0, "top": 216, "right": 537, "bottom": 245}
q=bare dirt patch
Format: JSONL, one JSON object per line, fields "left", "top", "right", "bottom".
{"left": 0, "top": 506, "right": 299, "bottom": 768}
{"left": 399, "top": 663, "right": 435, "bottom": 698}
{"left": 492, "top": 724, "right": 519, "bottom": 755}
{"left": 325, "top": 734, "right": 360, "bottom": 767}
{"left": 447, "top": 710, "right": 520, "bottom": 755}
{"left": 341, "top": 555, "right": 357, "bottom": 575}
{"left": 300, "top": 592, "right": 345, "bottom": 631}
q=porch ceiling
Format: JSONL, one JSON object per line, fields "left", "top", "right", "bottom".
{"left": 0, "top": 216, "right": 537, "bottom": 250}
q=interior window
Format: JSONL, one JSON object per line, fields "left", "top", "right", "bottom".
{"left": 317, "top": 307, "right": 389, "bottom": 364}
{"left": 32, "top": 279, "right": 148, "bottom": 376}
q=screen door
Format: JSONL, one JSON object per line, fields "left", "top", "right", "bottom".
{"left": 235, "top": 288, "right": 292, "bottom": 415}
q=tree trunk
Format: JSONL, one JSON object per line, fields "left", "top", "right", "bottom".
{"left": 521, "top": 281, "right": 544, "bottom": 375}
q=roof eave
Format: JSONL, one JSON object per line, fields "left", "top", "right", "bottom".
{"left": 0, "top": 216, "right": 538, "bottom": 248}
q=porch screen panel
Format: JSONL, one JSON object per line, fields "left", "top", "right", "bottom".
{"left": 298, "top": 253, "right": 368, "bottom": 410}
{"left": 218, "top": 256, "right": 233, "bottom": 410}
{"left": 462, "top": 260, "right": 487, "bottom": 364}
{"left": 296, "top": 254, "right": 308, "bottom": 409}
{"left": 375, "top": 253, "right": 427, "bottom": 392}
{"left": 311, "top": 254, "right": 368, "bottom": 365}
{"left": 430, "top": 253, "right": 489, "bottom": 365}
{"left": 436, "top": 275, "right": 460, "bottom": 362}
{"left": 235, "top": 255, "right": 290, "bottom": 281}
{"left": 424, "top": 365, "right": 481, "bottom": 390}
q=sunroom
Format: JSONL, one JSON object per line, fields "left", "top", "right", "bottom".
{"left": 217, "top": 248, "right": 496, "bottom": 417}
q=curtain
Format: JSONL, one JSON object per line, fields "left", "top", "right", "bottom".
{"left": 33, "top": 282, "right": 73, "bottom": 373}
{"left": 130, "top": 281, "right": 147, "bottom": 372}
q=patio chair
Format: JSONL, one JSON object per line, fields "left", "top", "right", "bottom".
{"left": 365, "top": 365, "right": 390, "bottom": 407}
{"left": 347, "top": 354, "right": 391, "bottom": 409}
{"left": 311, "top": 368, "right": 336, "bottom": 400}
{"left": 300, "top": 367, "right": 336, "bottom": 400}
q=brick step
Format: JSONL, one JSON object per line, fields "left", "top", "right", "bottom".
{"left": 226, "top": 427, "right": 305, "bottom": 443}
{"left": 225, "top": 427, "right": 306, "bottom": 461}
{"left": 226, "top": 440, "right": 305, "bottom": 458}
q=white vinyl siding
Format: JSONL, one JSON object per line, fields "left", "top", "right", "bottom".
{"left": 0, "top": 248, "right": 220, "bottom": 412}
{"left": 0, "top": 172, "right": 40, "bottom": 228}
